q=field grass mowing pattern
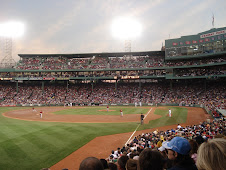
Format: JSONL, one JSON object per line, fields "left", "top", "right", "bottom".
{"left": 0, "top": 106, "right": 187, "bottom": 169}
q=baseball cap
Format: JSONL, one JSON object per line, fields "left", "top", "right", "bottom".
{"left": 162, "top": 137, "right": 191, "bottom": 155}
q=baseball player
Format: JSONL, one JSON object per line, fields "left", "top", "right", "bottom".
{"left": 169, "top": 109, "right": 172, "bottom": 117}
{"left": 141, "top": 113, "right": 144, "bottom": 125}
{"left": 120, "top": 109, "right": 123, "bottom": 117}
{"left": 40, "top": 111, "right": 43, "bottom": 119}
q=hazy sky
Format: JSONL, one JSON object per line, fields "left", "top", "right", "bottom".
{"left": 0, "top": 0, "right": 226, "bottom": 61}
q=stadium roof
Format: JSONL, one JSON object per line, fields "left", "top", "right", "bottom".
{"left": 18, "top": 51, "right": 165, "bottom": 58}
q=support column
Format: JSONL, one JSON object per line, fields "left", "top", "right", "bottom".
{"left": 16, "top": 81, "right": 18, "bottom": 94}
{"left": 204, "top": 79, "right": 206, "bottom": 93}
{"left": 42, "top": 81, "right": 44, "bottom": 94}
{"left": 139, "top": 81, "right": 141, "bottom": 92}
{"left": 115, "top": 80, "right": 118, "bottom": 92}
{"left": 67, "top": 80, "right": 69, "bottom": 93}
{"left": 170, "top": 80, "right": 173, "bottom": 90}
{"left": 91, "top": 81, "right": 94, "bottom": 93}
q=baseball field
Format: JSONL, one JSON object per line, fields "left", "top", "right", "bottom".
{"left": 0, "top": 106, "right": 209, "bottom": 170}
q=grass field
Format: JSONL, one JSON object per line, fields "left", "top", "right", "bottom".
{"left": 0, "top": 106, "right": 188, "bottom": 169}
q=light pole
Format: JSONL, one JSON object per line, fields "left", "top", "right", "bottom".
{"left": 0, "top": 21, "right": 24, "bottom": 68}
{"left": 111, "top": 16, "right": 142, "bottom": 52}
{"left": 1, "top": 36, "right": 15, "bottom": 68}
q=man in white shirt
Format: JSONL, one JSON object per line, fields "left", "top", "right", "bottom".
{"left": 177, "top": 124, "right": 182, "bottom": 129}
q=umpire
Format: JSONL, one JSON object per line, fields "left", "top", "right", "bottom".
{"left": 141, "top": 113, "right": 144, "bottom": 125}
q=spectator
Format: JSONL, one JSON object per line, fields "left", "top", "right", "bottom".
{"left": 158, "top": 142, "right": 173, "bottom": 169}
{"left": 189, "top": 139, "right": 199, "bottom": 163}
{"left": 196, "top": 138, "right": 226, "bottom": 170}
{"left": 138, "top": 148, "right": 164, "bottom": 170}
{"left": 108, "top": 162, "right": 118, "bottom": 170}
{"left": 100, "top": 159, "right": 109, "bottom": 169}
{"left": 79, "top": 157, "right": 104, "bottom": 170}
{"left": 195, "top": 135, "right": 205, "bottom": 146}
{"left": 117, "top": 155, "right": 129, "bottom": 170}
{"left": 162, "top": 137, "right": 197, "bottom": 170}
{"left": 125, "top": 159, "right": 138, "bottom": 170}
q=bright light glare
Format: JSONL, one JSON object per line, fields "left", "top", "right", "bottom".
{"left": 0, "top": 21, "right": 25, "bottom": 37}
{"left": 111, "top": 17, "right": 142, "bottom": 39}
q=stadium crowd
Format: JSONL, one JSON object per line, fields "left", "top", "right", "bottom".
{"left": 175, "top": 66, "right": 225, "bottom": 77}
{"left": 0, "top": 69, "right": 167, "bottom": 78}
{"left": 15, "top": 54, "right": 226, "bottom": 71}
{"left": 46, "top": 118, "right": 225, "bottom": 170}
{"left": 166, "top": 56, "right": 226, "bottom": 67}
{"left": 0, "top": 81, "right": 225, "bottom": 117}
{"left": 16, "top": 56, "right": 166, "bottom": 70}
{"left": 98, "top": 118, "right": 226, "bottom": 170}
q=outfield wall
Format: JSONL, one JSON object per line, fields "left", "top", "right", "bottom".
{"left": 12, "top": 102, "right": 201, "bottom": 107}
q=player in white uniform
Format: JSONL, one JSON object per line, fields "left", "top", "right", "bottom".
{"left": 169, "top": 109, "right": 172, "bottom": 117}
{"left": 120, "top": 109, "right": 123, "bottom": 117}
{"left": 40, "top": 111, "right": 43, "bottom": 119}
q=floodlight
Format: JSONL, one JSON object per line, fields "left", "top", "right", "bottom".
{"left": 0, "top": 21, "right": 25, "bottom": 37}
{"left": 111, "top": 17, "right": 142, "bottom": 40}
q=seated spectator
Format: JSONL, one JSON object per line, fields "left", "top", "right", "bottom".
{"left": 138, "top": 148, "right": 164, "bottom": 170}
{"left": 108, "top": 155, "right": 116, "bottom": 163}
{"left": 196, "top": 138, "right": 226, "bottom": 170}
{"left": 189, "top": 139, "right": 199, "bottom": 163}
{"left": 79, "top": 157, "right": 104, "bottom": 170}
{"left": 100, "top": 158, "right": 109, "bottom": 169}
{"left": 158, "top": 142, "right": 173, "bottom": 169}
{"left": 108, "top": 162, "right": 118, "bottom": 170}
{"left": 126, "top": 159, "right": 138, "bottom": 170}
{"left": 162, "top": 137, "right": 197, "bottom": 170}
{"left": 117, "top": 155, "right": 129, "bottom": 170}
{"left": 195, "top": 135, "right": 205, "bottom": 146}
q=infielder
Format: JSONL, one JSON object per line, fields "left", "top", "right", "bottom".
{"left": 40, "top": 111, "right": 43, "bottom": 119}
{"left": 169, "top": 109, "right": 172, "bottom": 117}
{"left": 120, "top": 109, "right": 123, "bottom": 117}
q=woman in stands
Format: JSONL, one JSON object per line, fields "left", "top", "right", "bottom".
{"left": 196, "top": 138, "right": 226, "bottom": 170}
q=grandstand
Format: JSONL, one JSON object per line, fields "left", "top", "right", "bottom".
{"left": 0, "top": 28, "right": 225, "bottom": 116}
{"left": 0, "top": 27, "right": 225, "bottom": 169}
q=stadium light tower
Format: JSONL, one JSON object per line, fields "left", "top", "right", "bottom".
{"left": 0, "top": 21, "right": 24, "bottom": 68}
{"left": 111, "top": 17, "right": 142, "bottom": 52}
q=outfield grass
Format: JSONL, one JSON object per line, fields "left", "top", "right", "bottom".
{"left": 140, "top": 107, "right": 188, "bottom": 130}
{"left": 0, "top": 106, "right": 187, "bottom": 169}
